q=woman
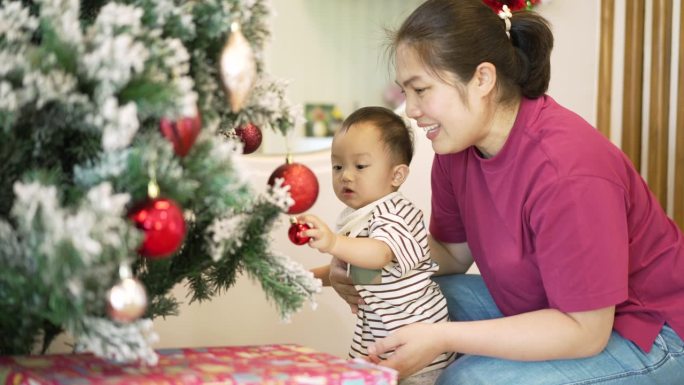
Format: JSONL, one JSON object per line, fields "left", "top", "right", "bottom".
{"left": 327, "top": 0, "right": 684, "bottom": 383}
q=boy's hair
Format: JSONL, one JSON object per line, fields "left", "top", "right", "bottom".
{"left": 339, "top": 106, "right": 414, "bottom": 166}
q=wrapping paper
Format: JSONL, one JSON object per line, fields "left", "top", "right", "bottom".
{"left": 0, "top": 344, "right": 398, "bottom": 385}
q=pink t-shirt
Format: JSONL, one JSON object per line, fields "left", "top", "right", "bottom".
{"left": 430, "top": 95, "right": 684, "bottom": 352}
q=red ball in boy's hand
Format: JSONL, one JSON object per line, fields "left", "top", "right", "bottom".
{"left": 288, "top": 221, "right": 311, "bottom": 245}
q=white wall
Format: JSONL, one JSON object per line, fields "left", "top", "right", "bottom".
{"left": 259, "top": 0, "right": 423, "bottom": 154}
{"left": 264, "top": 0, "right": 423, "bottom": 115}
{"left": 147, "top": 1, "right": 602, "bottom": 359}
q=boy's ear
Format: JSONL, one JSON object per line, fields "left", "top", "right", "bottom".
{"left": 391, "top": 164, "right": 410, "bottom": 187}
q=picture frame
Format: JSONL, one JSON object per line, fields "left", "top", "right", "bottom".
{"left": 304, "top": 103, "right": 342, "bottom": 137}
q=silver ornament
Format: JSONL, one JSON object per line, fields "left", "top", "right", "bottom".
{"left": 106, "top": 265, "right": 147, "bottom": 323}
{"left": 219, "top": 22, "right": 257, "bottom": 112}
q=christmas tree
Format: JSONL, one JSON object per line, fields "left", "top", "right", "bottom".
{"left": 0, "top": 0, "right": 320, "bottom": 364}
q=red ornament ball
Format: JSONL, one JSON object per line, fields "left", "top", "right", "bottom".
{"left": 235, "top": 122, "right": 263, "bottom": 154}
{"left": 267, "top": 161, "right": 319, "bottom": 214}
{"left": 160, "top": 112, "right": 202, "bottom": 157}
{"left": 482, "top": 0, "right": 540, "bottom": 12}
{"left": 288, "top": 220, "right": 311, "bottom": 245}
{"left": 128, "top": 198, "right": 186, "bottom": 259}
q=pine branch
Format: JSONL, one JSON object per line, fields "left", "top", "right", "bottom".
{"left": 146, "top": 294, "right": 179, "bottom": 319}
{"left": 119, "top": 78, "right": 178, "bottom": 119}
{"left": 237, "top": 201, "right": 320, "bottom": 319}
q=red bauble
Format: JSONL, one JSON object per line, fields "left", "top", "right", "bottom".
{"left": 235, "top": 122, "right": 262, "bottom": 154}
{"left": 160, "top": 112, "right": 201, "bottom": 157}
{"left": 482, "top": 0, "right": 537, "bottom": 12}
{"left": 267, "top": 161, "right": 319, "bottom": 214}
{"left": 288, "top": 221, "right": 311, "bottom": 245}
{"left": 128, "top": 198, "right": 186, "bottom": 259}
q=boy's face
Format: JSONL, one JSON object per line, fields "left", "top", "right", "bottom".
{"left": 331, "top": 122, "right": 401, "bottom": 209}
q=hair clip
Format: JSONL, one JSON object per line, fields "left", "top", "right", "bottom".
{"left": 498, "top": 4, "right": 512, "bottom": 39}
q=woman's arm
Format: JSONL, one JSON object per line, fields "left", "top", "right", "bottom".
{"left": 428, "top": 235, "right": 474, "bottom": 275}
{"left": 310, "top": 264, "right": 331, "bottom": 287}
{"left": 310, "top": 259, "right": 363, "bottom": 313}
{"left": 369, "top": 305, "right": 616, "bottom": 378}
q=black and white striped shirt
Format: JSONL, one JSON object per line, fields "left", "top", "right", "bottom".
{"left": 347, "top": 194, "right": 454, "bottom": 373}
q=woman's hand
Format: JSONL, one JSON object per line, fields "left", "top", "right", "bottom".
{"left": 368, "top": 323, "right": 447, "bottom": 378}
{"left": 329, "top": 257, "right": 362, "bottom": 313}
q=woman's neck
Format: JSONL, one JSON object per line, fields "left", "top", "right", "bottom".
{"left": 476, "top": 97, "right": 521, "bottom": 158}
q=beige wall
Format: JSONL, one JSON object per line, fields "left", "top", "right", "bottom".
{"left": 150, "top": 1, "right": 602, "bottom": 358}
{"left": 259, "top": 0, "right": 424, "bottom": 154}
{"left": 265, "top": 0, "right": 424, "bottom": 116}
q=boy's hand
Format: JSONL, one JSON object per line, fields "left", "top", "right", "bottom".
{"left": 297, "top": 214, "right": 337, "bottom": 254}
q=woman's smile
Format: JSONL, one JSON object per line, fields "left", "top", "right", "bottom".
{"left": 419, "top": 123, "right": 441, "bottom": 140}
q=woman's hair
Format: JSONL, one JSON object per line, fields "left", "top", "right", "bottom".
{"left": 339, "top": 106, "right": 414, "bottom": 166}
{"left": 390, "top": 0, "right": 553, "bottom": 102}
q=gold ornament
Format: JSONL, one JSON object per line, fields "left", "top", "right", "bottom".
{"left": 219, "top": 22, "right": 257, "bottom": 112}
{"left": 106, "top": 264, "right": 148, "bottom": 323}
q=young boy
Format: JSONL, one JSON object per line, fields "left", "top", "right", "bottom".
{"left": 298, "top": 106, "right": 454, "bottom": 385}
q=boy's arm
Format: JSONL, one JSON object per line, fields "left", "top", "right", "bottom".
{"left": 328, "top": 235, "right": 393, "bottom": 269}
{"left": 298, "top": 214, "right": 393, "bottom": 269}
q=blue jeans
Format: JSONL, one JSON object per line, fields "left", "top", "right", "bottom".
{"left": 432, "top": 274, "right": 684, "bottom": 384}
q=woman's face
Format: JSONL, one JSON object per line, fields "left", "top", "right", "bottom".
{"left": 395, "top": 44, "right": 492, "bottom": 155}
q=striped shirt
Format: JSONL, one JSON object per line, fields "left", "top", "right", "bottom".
{"left": 347, "top": 194, "right": 454, "bottom": 374}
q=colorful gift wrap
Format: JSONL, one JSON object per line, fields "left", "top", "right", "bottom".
{"left": 0, "top": 344, "right": 397, "bottom": 385}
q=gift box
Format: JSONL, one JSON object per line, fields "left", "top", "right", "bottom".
{"left": 0, "top": 344, "right": 397, "bottom": 385}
